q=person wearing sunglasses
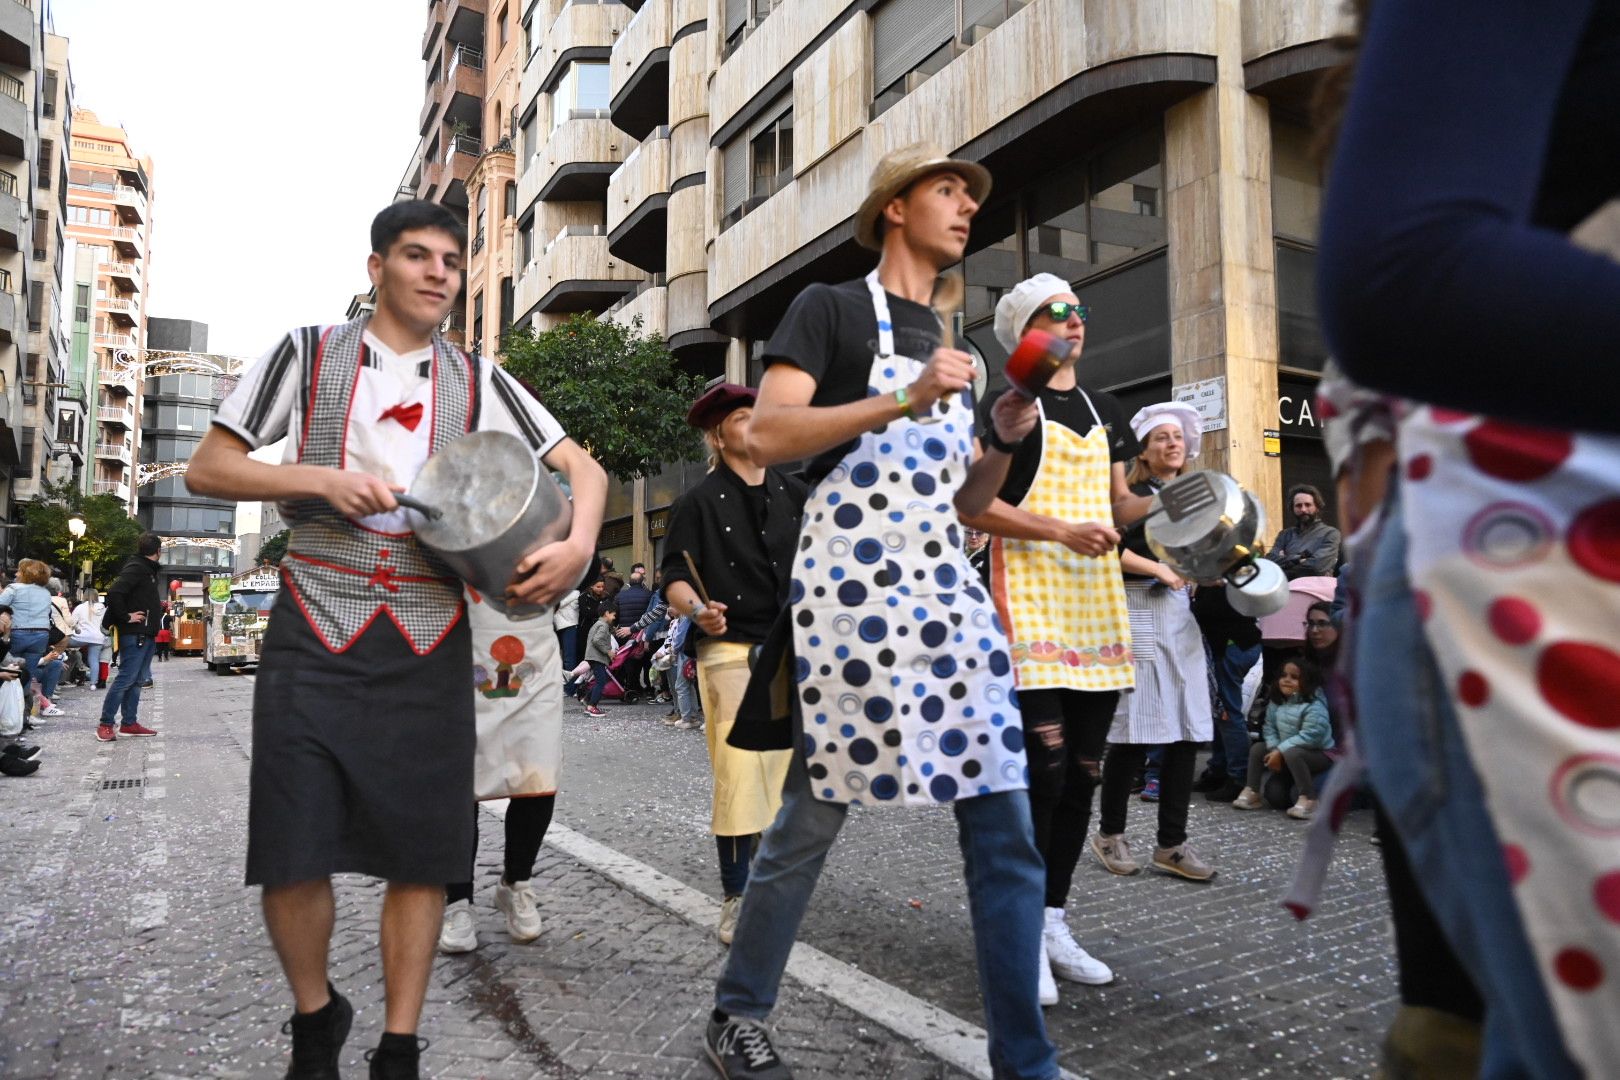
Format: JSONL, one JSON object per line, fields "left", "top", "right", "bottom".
{"left": 960, "top": 272, "right": 1157, "bottom": 1005}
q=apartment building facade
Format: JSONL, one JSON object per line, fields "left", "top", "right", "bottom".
{"left": 407, "top": 1, "right": 1347, "bottom": 567}
{"left": 137, "top": 316, "right": 237, "bottom": 582}
{"left": 65, "top": 107, "right": 152, "bottom": 512}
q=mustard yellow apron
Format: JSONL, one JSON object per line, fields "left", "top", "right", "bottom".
{"left": 990, "top": 397, "right": 1134, "bottom": 692}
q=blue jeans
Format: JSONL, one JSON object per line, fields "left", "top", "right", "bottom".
{"left": 716, "top": 752, "right": 1058, "bottom": 1079}
{"left": 555, "top": 625, "right": 579, "bottom": 670}
{"left": 37, "top": 656, "right": 63, "bottom": 702}
{"left": 1357, "top": 497, "right": 1579, "bottom": 1079}
{"left": 1206, "top": 639, "right": 1260, "bottom": 779}
{"left": 100, "top": 634, "right": 155, "bottom": 727}
{"left": 584, "top": 661, "right": 609, "bottom": 706}
{"left": 670, "top": 658, "right": 697, "bottom": 722}
{"left": 80, "top": 642, "right": 103, "bottom": 682}
{"left": 9, "top": 628, "right": 49, "bottom": 701}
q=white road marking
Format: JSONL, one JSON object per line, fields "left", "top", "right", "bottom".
{"left": 485, "top": 803, "right": 1080, "bottom": 1080}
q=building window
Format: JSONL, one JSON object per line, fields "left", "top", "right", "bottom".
{"left": 74, "top": 284, "right": 89, "bottom": 323}
{"left": 871, "top": 0, "right": 1025, "bottom": 116}
{"left": 552, "top": 61, "right": 610, "bottom": 130}
{"left": 1023, "top": 126, "right": 1163, "bottom": 283}
{"left": 724, "top": 0, "right": 782, "bottom": 55}
{"left": 749, "top": 100, "right": 793, "bottom": 200}
{"left": 497, "top": 4, "right": 509, "bottom": 46}
{"left": 38, "top": 139, "right": 51, "bottom": 190}
{"left": 500, "top": 276, "right": 514, "bottom": 337}
{"left": 27, "top": 280, "right": 43, "bottom": 332}
{"left": 521, "top": 111, "right": 538, "bottom": 170}
{"left": 504, "top": 181, "right": 517, "bottom": 219}
{"left": 472, "top": 291, "right": 484, "bottom": 347}
{"left": 42, "top": 70, "right": 57, "bottom": 117}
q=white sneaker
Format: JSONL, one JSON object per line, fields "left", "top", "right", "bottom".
{"left": 494, "top": 878, "right": 542, "bottom": 942}
{"left": 40, "top": 706, "right": 64, "bottom": 717}
{"left": 1043, "top": 907, "right": 1115, "bottom": 985}
{"left": 437, "top": 899, "right": 478, "bottom": 954}
{"left": 718, "top": 895, "right": 741, "bottom": 945}
{"left": 1037, "top": 934, "right": 1059, "bottom": 1006}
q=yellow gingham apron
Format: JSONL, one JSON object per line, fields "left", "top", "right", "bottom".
{"left": 990, "top": 397, "right": 1134, "bottom": 691}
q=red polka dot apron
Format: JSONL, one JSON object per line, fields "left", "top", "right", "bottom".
{"left": 787, "top": 272, "right": 1027, "bottom": 807}
{"left": 1398, "top": 407, "right": 1620, "bottom": 1073}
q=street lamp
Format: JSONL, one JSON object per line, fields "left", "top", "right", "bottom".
{"left": 67, "top": 514, "right": 85, "bottom": 555}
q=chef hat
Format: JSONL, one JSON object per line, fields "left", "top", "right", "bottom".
{"left": 1129, "top": 401, "right": 1204, "bottom": 459}
{"left": 992, "top": 273, "right": 1075, "bottom": 350}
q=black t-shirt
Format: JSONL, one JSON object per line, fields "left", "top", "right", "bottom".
{"left": 982, "top": 383, "right": 1140, "bottom": 507}
{"left": 763, "top": 279, "right": 945, "bottom": 485}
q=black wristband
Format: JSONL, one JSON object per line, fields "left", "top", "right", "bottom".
{"left": 984, "top": 426, "right": 1024, "bottom": 455}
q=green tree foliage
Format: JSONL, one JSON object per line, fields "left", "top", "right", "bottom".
{"left": 17, "top": 479, "right": 144, "bottom": 584}
{"left": 257, "top": 528, "right": 290, "bottom": 567}
{"left": 499, "top": 314, "right": 706, "bottom": 482}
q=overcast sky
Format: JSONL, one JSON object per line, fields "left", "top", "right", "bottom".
{"left": 50, "top": 0, "right": 422, "bottom": 361}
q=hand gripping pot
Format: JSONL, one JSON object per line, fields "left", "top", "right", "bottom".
{"left": 406, "top": 430, "right": 573, "bottom": 620}
{"left": 1142, "top": 470, "right": 1291, "bottom": 618}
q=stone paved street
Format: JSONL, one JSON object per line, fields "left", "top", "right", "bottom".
{"left": 0, "top": 658, "right": 1397, "bottom": 1078}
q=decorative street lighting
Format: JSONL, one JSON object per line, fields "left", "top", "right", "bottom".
{"left": 67, "top": 514, "right": 86, "bottom": 556}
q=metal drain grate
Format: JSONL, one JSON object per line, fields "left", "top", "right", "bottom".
{"left": 101, "top": 778, "right": 145, "bottom": 790}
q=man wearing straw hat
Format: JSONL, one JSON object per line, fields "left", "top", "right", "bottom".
{"left": 700, "top": 144, "right": 1054, "bottom": 1080}
{"left": 187, "top": 200, "right": 606, "bottom": 1080}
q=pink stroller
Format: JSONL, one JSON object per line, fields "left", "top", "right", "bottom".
{"left": 564, "top": 630, "right": 650, "bottom": 703}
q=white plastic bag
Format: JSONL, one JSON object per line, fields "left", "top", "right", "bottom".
{"left": 0, "top": 677, "right": 24, "bottom": 737}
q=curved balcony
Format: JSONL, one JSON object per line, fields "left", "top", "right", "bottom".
{"left": 1241, "top": 0, "right": 1351, "bottom": 104}
{"left": 517, "top": 225, "right": 641, "bottom": 317}
{"left": 606, "top": 126, "right": 669, "bottom": 272}
{"left": 535, "top": 0, "right": 629, "bottom": 97}
{"left": 0, "top": 80, "right": 24, "bottom": 159}
{"left": 609, "top": 0, "right": 670, "bottom": 141}
{"left": 534, "top": 113, "right": 625, "bottom": 202}
{"left": 604, "top": 279, "right": 667, "bottom": 338}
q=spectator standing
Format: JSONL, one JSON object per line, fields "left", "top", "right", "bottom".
{"left": 612, "top": 566, "right": 654, "bottom": 626}
{"left": 0, "top": 560, "right": 59, "bottom": 719}
{"left": 580, "top": 606, "right": 616, "bottom": 718}
{"left": 553, "top": 588, "right": 580, "bottom": 673}
{"left": 69, "top": 588, "right": 108, "bottom": 689}
{"left": 659, "top": 382, "right": 802, "bottom": 944}
{"left": 97, "top": 533, "right": 163, "bottom": 741}
{"left": 1265, "top": 485, "right": 1341, "bottom": 579}
{"left": 155, "top": 603, "right": 174, "bottom": 662}
{"left": 1093, "top": 403, "right": 1216, "bottom": 883}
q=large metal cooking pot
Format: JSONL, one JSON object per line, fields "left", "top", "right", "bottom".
{"left": 1142, "top": 470, "right": 1290, "bottom": 617}
{"left": 405, "top": 430, "right": 572, "bottom": 620}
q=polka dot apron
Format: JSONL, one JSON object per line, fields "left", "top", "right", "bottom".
{"left": 787, "top": 272, "right": 1027, "bottom": 807}
{"left": 1397, "top": 409, "right": 1620, "bottom": 1074}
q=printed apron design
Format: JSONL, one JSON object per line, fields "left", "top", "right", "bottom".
{"left": 1109, "top": 581, "right": 1211, "bottom": 744}
{"left": 467, "top": 592, "right": 562, "bottom": 801}
{"left": 789, "top": 272, "right": 1027, "bottom": 807}
{"left": 990, "top": 397, "right": 1134, "bottom": 692}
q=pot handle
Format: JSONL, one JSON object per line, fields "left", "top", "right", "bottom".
{"left": 393, "top": 492, "right": 445, "bottom": 521}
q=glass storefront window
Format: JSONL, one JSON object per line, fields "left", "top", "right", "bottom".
{"left": 963, "top": 201, "right": 1019, "bottom": 327}
{"left": 1276, "top": 242, "right": 1327, "bottom": 373}
{"left": 1073, "top": 253, "right": 1171, "bottom": 393}
{"left": 1024, "top": 167, "right": 1089, "bottom": 284}
{"left": 1089, "top": 128, "right": 1165, "bottom": 267}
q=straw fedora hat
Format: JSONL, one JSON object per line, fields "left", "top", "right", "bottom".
{"left": 854, "top": 142, "right": 992, "bottom": 251}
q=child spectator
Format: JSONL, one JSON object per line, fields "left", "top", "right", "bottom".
{"left": 1232, "top": 657, "right": 1334, "bottom": 819}
{"left": 580, "top": 606, "right": 617, "bottom": 718}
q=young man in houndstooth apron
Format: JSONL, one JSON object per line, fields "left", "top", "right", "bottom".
{"left": 700, "top": 144, "right": 1055, "bottom": 1080}
{"left": 187, "top": 201, "right": 606, "bottom": 1080}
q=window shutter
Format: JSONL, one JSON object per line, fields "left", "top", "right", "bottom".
{"left": 722, "top": 134, "right": 748, "bottom": 213}
{"left": 725, "top": 0, "right": 747, "bottom": 40}
{"left": 872, "top": 0, "right": 954, "bottom": 95}
{"left": 961, "top": 0, "right": 1005, "bottom": 33}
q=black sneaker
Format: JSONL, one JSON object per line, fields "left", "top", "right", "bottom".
{"left": 281, "top": 984, "right": 352, "bottom": 1080}
{"left": 1205, "top": 778, "right": 1244, "bottom": 803}
{"left": 366, "top": 1034, "right": 427, "bottom": 1079}
{"left": 705, "top": 1014, "right": 792, "bottom": 1079}
{"left": 1191, "top": 770, "right": 1225, "bottom": 794}
{"left": 2, "top": 742, "right": 42, "bottom": 762}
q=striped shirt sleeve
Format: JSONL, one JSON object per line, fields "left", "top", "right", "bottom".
{"left": 480, "top": 360, "right": 567, "bottom": 459}
{"left": 214, "top": 331, "right": 302, "bottom": 449}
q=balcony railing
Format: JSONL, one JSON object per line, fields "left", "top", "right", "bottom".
{"left": 93, "top": 479, "right": 131, "bottom": 499}
{"left": 447, "top": 43, "right": 484, "bottom": 80}
{"left": 471, "top": 229, "right": 486, "bottom": 256}
{"left": 95, "top": 441, "right": 132, "bottom": 462}
{"left": 110, "top": 227, "right": 143, "bottom": 247}
{"left": 0, "top": 268, "right": 10, "bottom": 293}
{"left": 97, "top": 406, "right": 134, "bottom": 425}
{"left": 105, "top": 297, "right": 136, "bottom": 315}
{"left": 0, "top": 73, "right": 21, "bottom": 103}
{"left": 0, "top": 170, "right": 15, "bottom": 198}
{"left": 95, "top": 331, "right": 136, "bottom": 350}
{"left": 445, "top": 133, "right": 481, "bottom": 163}
{"left": 544, "top": 223, "right": 604, "bottom": 255}
{"left": 113, "top": 184, "right": 144, "bottom": 204}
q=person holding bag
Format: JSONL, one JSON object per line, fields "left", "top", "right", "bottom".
{"left": 70, "top": 588, "right": 108, "bottom": 689}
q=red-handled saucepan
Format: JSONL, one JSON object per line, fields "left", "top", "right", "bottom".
{"left": 1004, "top": 329, "right": 1074, "bottom": 398}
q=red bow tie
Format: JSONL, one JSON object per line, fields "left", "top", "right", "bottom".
{"left": 379, "top": 402, "right": 424, "bottom": 432}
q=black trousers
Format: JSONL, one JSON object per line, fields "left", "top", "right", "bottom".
{"left": 1018, "top": 687, "right": 1117, "bottom": 909}
{"left": 1099, "top": 741, "right": 1199, "bottom": 849}
{"left": 445, "top": 794, "right": 557, "bottom": 905}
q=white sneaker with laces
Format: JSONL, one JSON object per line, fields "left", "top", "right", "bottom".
{"left": 494, "top": 878, "right": 542, "bottom": 942}
{"left": 1037, "top": 934, "right": 1059, "bottom": 1006}
{"left": 40, "top": 706, "right": 64, "bottom": 717}
{"left": 1043, "top": 907, "right": 1115, "bottom": 985}
{"left": 437, "top": 899, "right": 478, "bottom": 954}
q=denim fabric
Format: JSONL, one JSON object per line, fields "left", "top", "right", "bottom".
{"left": 0, "top": 583, "right": 55, "bottom": 629}
{"left": 9, "top": 629, "right": 49, "bottom": 702}
{"left": 584, "top": 661, "right": 609, "bottom": 706}
{"left": 716, "top": 833, "right": 756, "bottom": 897}
{"left": 555, "top": 625, "right": 579, "bottom": 670}
{"left": 38, "top": 655, "right": 63, "bottom": 702}
{"left": 670, "top": 656, "right": 698, "bottom": 722}
{"left": 99, "top": 635, "right": 155, "bottom": 726}
{"left": 81, "top": 643, "right": 102, "bottom": 683}
{"left": 716, "top": 752, "right": 1058, "bottom": 1079}
{"left": 1208, "top": 640, "right": 1260, "bottom": 778}
{"left": 1357, "top": 499, "right": 1580, "bottom": 1079}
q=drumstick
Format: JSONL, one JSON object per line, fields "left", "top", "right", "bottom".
{"left": 681, "top": 551, "right": 712, "bottom": 606}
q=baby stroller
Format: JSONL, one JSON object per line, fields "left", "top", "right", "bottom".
{"left": 607, "top": 630, "right": 654, "bottom": 703}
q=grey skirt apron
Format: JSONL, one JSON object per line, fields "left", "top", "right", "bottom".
{"left": 788, "top": 272, "right": 1027, "bottom": 807}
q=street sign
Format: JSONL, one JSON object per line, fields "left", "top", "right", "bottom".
{"left": 1172, "top": 377, "right": 1228, "bottom": 432}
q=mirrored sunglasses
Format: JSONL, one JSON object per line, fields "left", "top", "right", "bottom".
{"left": 1042, "top": 302, "right": 1089, "bottom": 323}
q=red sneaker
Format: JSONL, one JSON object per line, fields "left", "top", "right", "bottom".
{"left": 95, "top": 723, "right": 117, "bottom": 742}
{"left": 119, "top": 723, "right": 158, "bottom": 738}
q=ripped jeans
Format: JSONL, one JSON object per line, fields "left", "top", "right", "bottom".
{"left": 1016, "top": 687, "right": 1118, "bottom": 909}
